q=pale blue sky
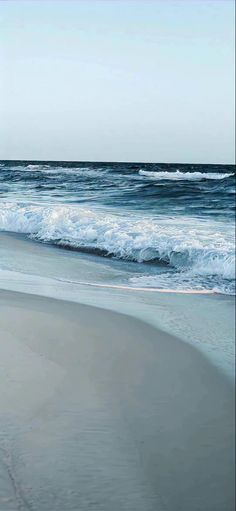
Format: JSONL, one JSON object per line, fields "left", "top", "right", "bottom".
{"left": 0, "top": 0, "right": 235, "bottom": 163}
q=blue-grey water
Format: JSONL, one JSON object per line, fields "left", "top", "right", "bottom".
{"left": 0, "top": 160, "right": 235, "bottom": 295}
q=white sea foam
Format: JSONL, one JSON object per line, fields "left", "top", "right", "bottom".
{"left": 129, "top": 273, "right": 235, "bottom": 295}
{"left": 0, "top": 202, "right": 234, "bottom": 285}
{"left": 139, "top": 169, "right": 234, "bottom": 180}
{"left": 26, "top": 164, "right": 45, "bottom": 170}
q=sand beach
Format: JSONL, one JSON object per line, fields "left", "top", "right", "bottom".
{"left": 0, "top": 289, "right": 234, "bottom": 511}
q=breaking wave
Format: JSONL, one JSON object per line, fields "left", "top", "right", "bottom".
{"left": 0, "top": 202, "right": 234, "bottom": 285}
{"left": 139, "top": 169, "right": 234, "bottom": 180}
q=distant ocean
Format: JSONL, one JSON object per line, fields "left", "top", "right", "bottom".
{"left": 0, "top": 160, "right": 235, "bottom": 295}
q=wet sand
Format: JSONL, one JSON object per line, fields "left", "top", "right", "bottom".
{"left": 0, "top": 289, "right": 235, "bottom": 511}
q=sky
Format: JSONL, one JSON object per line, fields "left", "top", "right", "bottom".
{"left": 0, "top": 0, "right": 235, "bottom": 163}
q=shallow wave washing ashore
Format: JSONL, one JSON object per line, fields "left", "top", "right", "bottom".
{"left": 0, "top": 202, "right": 234, "bottom": 283}
{"left": 139, "top": 169, "right": 234, "bottom": 180}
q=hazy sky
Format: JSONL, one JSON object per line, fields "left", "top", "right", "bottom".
{"left": 0, "top": 0, "right": 235, "bottom": 163}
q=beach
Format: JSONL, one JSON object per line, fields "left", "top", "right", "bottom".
{"left": 0, "top": 288, "right": 234, "bottom": 511}
{"left": 0, "top": 162, "right": 235, "bottom": 509}
{"left": 0, "top": 0, "right": 236, "bottom": 511}
{"left": 1, "top": 0, "right": 235, "bottom": 507}
{"left": 1, "top": 231, "right": 235, "bottom": 380}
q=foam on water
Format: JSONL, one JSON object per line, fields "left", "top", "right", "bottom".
{"left": 0, "top": 161, "right": 235, "bottom": 295}
{"left": 139, "top": 169, "right": 234, "bottom": 180}
{"left": 0, "top": 202, "right": 234, "bottom": 293}
{"left": 129, "top": 273, "right": 235, "bottom": 295}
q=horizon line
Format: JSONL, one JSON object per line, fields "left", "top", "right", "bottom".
{"left": 0, "top": 158, "right": 235, "bottom": 166}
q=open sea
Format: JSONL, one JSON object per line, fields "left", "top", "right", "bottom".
{"left": 0, "top": 160, "right": 235, "bottom": 295}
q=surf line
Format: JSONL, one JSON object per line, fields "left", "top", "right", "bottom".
{"left": 0, "top": 269, "right": 215, "bottom": 295}
{"left": 71, "top": 280, "right": 215, "bottom": 295}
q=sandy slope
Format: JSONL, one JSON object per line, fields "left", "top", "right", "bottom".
{"left": 0, "top": 290, "right": 234, "bottom": 511}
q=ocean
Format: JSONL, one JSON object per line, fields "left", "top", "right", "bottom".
{"left": 0, "top": 160, "right": 235, "bottom": 380}
{"left": 0, "top": 160, "right": 235, "bottom": 295}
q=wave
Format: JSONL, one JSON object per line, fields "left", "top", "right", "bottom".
{"left": 24, "top": 165, "right": 103, "bottom": 177}
{"left": 129, "top": 274, "right": 235, "bottom": 295}
{"left": 3, "top": 164, "right": 234, "bottom": 182}
{"left": 0, "top": 163, "right": 105, "bottom": 178}
{"left": 139, "top": 169, "right": 234, "bottom": 181}
{"left": 0, "top": 267, "right": 217, "bottom": 298}
{"left": 26, "top": 164, "right": 47, "bottom": 170}
{"left": 31, "top": 166, "right": 110, "bottom": 179}
{"left": 0, "top": 202, "right": 235, "bottom": 282}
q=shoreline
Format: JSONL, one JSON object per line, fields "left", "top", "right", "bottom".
{"left": 48, "top": 279, "right": 216, "bottom": 294}
{"left": 0, "top": 288, "right": 234, "bottom": 510}
{"left": 0, "top": 229, "right": 235, "bottom": 382}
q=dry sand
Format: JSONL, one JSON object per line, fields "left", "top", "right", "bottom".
{"left": 0, "top": 289, "right": 234, "bottom": 511}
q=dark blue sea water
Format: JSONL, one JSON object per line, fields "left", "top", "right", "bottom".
{"left": 0, "top": 160, "right": 235, "bottom": 294}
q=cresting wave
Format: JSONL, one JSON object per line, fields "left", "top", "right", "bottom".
{"left": 0, "top": 202, "right": 235, "bottom": 283}
{"left": 139, "top": 169, "right": 234, "bottom": 180}
{"left": 2, "top": 164, "right": 234, "bottom": 181}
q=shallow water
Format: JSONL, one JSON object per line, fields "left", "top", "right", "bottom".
{"left": 0, "top": 232, "right": 234, "bottom": 381}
